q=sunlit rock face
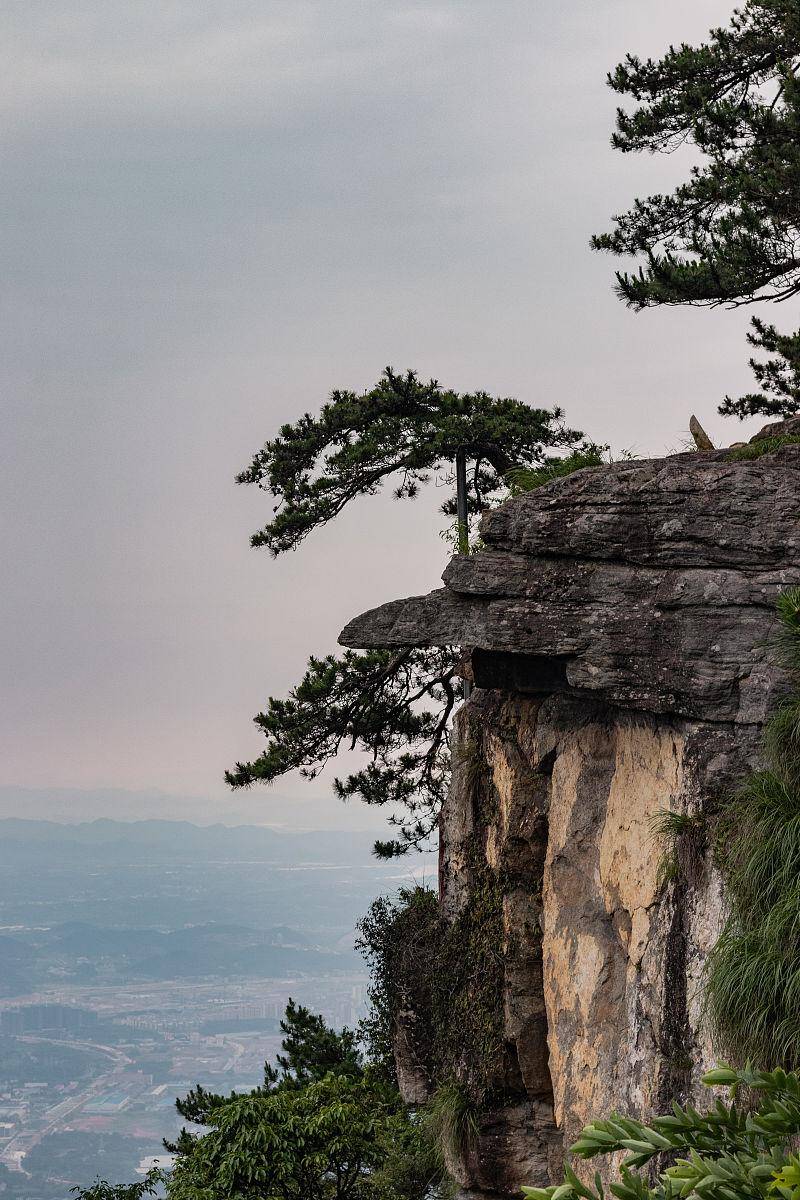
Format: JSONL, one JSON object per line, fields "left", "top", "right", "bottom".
{"left": 340, "top": 432, "right": 800, "bottom": 1198}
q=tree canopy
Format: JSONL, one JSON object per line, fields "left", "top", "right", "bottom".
{"left": 594, "top": 0, "right": 800, "bottom": 419}
{"left": 237, "top": 367, "right": 584, "bottom": 554}
{"left": 167, "top": 999, "right": 364, "bottom": 1138}
{"left": 71, "top": 1175, "right": 163, "bottom": 1200}
{"left": 74, "top": 1001, "right": 443, "bottom": 1200}
{"left": 226, "top": 647, "right": 457, "bottom": 857}
{"left": 231, "top": 370, "right": 593, "bottom": 855}
{"left": 167, "top": 1074, "right": 400, "bottom": 1200}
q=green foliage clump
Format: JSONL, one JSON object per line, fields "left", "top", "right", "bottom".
{"left": 369, "top": 1108, "right": 446, "bottom": 1200}
{"left": 424, "top": 1083, "right": 480, "bottom": 1163}
{"left": 650, "top": 810, "right": 708, "bottom": 889}
{"left": 727, "top": 435, "right": 800, "bottom": 461}
{"left": 71, "top": 1174, "right": 163, "bottom": 1200}
{"left": 524, "top": 1064, "right": 800, "bottom": 1200}
{"left": 75, "top": 1001, "right": 444, "bottom": 1200}
{"left": 237, "top": 367, "right": 583, "bottom": 554}
{"left": 225, "top": 647, "right": 458, "bottom": 858}
{"left": 594, "top": 2, "right": 800, "bottom": 421}
{"left": 707, "top": 588, "right": 800, "bottom": 1068}
{"left": 358, "top": 876, "right": 504, "bottom": 1105}
{"left": 505, "top": 445, "right": 607, "bottom": 494}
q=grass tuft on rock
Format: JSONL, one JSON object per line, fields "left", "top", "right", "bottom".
{"left": 424, "top": 1083, "right": 480, "bottom": 1162}
{"left": 505, "top": 446, "right": 607, "bottom": 494}
{"left": 726, "top": 434, "right": 800, "bottom": 461}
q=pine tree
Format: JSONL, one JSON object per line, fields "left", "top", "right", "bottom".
{"left": 594, "top": 1, "right": 800, "bottom": 420}
{"left": 238, "top": 367, "right": 582, "bottom": 553}
{"left": 167, "top": 999, "right": 363, "bottom": 1136}
{"left": 230, "top": 369, "right": 593, "bottom": 856}
{"left": 226, "top": 647, "right": 458, "bottom": 857}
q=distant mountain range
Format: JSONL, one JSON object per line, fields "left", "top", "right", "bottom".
{"left": 0, "top": 784, "right": 393, "bottom": 833}
{"left": 0, "top": 919, "right": 356, "bottom": 995}
{"left": 0, "top": 818, "right": 436, "bottom": 995}
{"left": 0, "top": 817, "right": 382, "bottom": 865}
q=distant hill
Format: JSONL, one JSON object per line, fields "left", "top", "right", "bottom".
{"left": 0, "top": 785, "right": 392, "bottom": 833}
{"left": 0, "top": 817, "right": 380, "bottom": 865}
{"left": 0, "top": 818, "right": 436, "bottom": 994}
{"left": 0, "top": 919, "right": 358, "bottom": 985}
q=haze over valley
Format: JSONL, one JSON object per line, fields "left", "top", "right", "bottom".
{"left": 0, "top": 816, "right": 434, "bottom": 1198}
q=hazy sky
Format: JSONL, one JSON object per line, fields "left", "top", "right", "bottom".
{"left": 1, "top": 1, "right": 762, "bottom": 830}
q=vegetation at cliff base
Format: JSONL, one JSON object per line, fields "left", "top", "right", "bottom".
{"left": 356, "top": 887, "right": 441, "bottom": 1082}
{"left": 525, "top": 1064, "right": 800, "bottom": 1200}
{"left": 596, "top": 0, "right": 800, "bottom": 421}
{"left": 73, "top": 1000, "right": 445, "bottom": 1200}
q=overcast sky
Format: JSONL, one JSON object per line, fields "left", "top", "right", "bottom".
{"left": 1, "top": 0, "right": 760, "bottom": 830}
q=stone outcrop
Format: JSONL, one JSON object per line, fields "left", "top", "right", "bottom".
{"left": 342, "top": 447, "right": 800, "bottom": 724}
{"left": 340, "top": 434, "right": 800, "bottom": 1198}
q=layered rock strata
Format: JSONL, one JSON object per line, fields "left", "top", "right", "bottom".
{"left": 340, "top": 436, "right": 800, "bottom": 1198}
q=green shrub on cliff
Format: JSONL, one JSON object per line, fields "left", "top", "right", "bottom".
{"left": 425, "top": 1083, "right": 480, "bottom": 1163}
{"left": 524, "top": 1065, "right": 800, "bottom": 1200}
{"left": 707, "top": 588, "right": 800, "bottom": 1068}
{"left": 357, "top": 878, "right": 504, "bottom": 1105}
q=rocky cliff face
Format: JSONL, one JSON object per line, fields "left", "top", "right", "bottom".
{"left": 341, "top": 427, "right": 800, "bottom": 1199}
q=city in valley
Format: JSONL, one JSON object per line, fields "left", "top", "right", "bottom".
{"left": 0, "top": 816, "right": 432, "bottom": 1198}
{"left": 0, "top": 976, "right": 367, "bottom": 1192}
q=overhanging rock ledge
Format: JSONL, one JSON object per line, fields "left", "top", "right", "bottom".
{"left": 340, "top": 446, "right": 800, "bottom": 723}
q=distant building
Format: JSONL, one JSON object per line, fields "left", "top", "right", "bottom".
{"left": 0, "top": 1105, "right": 28, "bottom": 1122}
{"left": 0, "top": 1004, "right": 99, "bottom": 1035}
{"left": 82, "top": 1091, "right": 130, "bottom": 1115}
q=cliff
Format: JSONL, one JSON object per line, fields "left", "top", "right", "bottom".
{"left": 341, "top": 420, "right": 800, "bottom": 1199}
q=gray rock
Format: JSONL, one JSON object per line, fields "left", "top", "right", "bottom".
{"left": 341, "top": 445, "right": 800, "bottom": 725}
